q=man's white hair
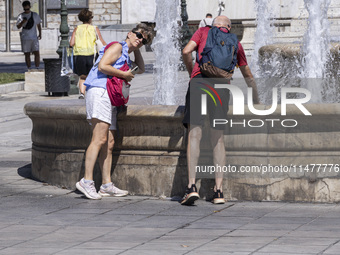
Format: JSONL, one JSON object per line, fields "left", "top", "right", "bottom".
{"left": 212, "top": 16, "right": 231, "bottom": 27}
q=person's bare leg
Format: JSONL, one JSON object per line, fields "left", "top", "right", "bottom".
{"left": 187, "top": 125, "right": 202, "bottom": 188}
{"left": 97, "top": 128, "right": 128, "bottom": 197}
{"left": 79, "top": 75, "right": 87, "bottom": 95}
{"left": 24, "top": 52, "right": 31, "bottom": 69}
{"left": 181, "top": 124, "right": 202, "bottom": 205}
{"left": 33, "top": 51, "right": 40, "bottom": 68}
{"left": 98, "top": 129, "right": 115, "bottom": 184}
{"left": 84, "top": 119, "right": 109, "bottom": 181}
{"left": 210, "top": 129, "right": 225, "bottom": 191}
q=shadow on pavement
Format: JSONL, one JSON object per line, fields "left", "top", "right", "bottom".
{"left": 17, "top": 163, "right": 33, "bottom": 179}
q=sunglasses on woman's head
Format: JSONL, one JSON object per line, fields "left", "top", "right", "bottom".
{"left": 132, "top": 31, "right": 147, "bottom": 45}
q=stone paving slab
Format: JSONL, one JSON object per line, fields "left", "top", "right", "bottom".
{"left": 323, "top": 242, "right": 340, "bottom": 254}
{"left": 257, "top": 244, "right": 329, "bottom": 254}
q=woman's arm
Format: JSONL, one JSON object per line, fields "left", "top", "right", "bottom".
{"left": 98, "top": 43, "right": 135, "bottom": 82}
{"left": 131, "top": 49, "right": 145, "bottom": 74}
{"left": 96, "top": 27, "right": 107, "bottom": 46}
{"left": 69, "top": 27, "right": 77, "bottom": 47}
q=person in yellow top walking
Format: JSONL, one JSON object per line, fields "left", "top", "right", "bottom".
{"left": 70, "top": 9, "right": 106, "bottom": 99}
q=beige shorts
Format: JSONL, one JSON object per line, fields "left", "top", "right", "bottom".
{"left": 85, "top": 87, "right": 117, "bottom": 130}
{"left": 21, "top": 39, "right": 39, "bottom": 53}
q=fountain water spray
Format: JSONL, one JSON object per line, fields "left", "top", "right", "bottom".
{"left": 257, "top": 0, "right": 338, "bottom": 103}
{"left": 152, "top": 0, "right": 181, "bottom": 105}
{"left": 250, "top": 0, "right": 275, "bottom": 78}
{"left": 302, "top": 0, "right": 331, "bottom": 79}
{"left": 300, "top": 0, "right": 331, "bottom": 102}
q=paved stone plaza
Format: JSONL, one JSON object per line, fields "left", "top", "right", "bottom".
{"left": 1, "top": 52, "right": 340, "bottom": 254}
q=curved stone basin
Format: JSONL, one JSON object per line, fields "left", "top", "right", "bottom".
{"left": 259, "top": 43, "right": 340, "bottom": 58}
{"left": 25, "top": 99, "right": 340, "bottom": 202}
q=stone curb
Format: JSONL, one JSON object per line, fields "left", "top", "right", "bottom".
{"left": 0, "top": 81, "right": 24, "bottom": 95}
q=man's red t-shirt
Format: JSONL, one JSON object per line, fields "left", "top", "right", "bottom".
{"left": 190, "top": 26, "right": 248, "bottom": 79}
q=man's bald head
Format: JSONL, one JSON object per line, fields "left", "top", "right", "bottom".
{"left": 213, "top": 16, "right": 231, "bottom": 28}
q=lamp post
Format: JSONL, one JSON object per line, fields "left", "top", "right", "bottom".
{"left": 180, "top": 0, "right": 191, "bottom": 49}
{"left": 5, "top": 0, "right": 10, "bottom": 52}
{"left": 179, "top": 0, "right": 191, "bottom": 70}
{"left": 56, "top": 0, "right": 69, "bottom": 58}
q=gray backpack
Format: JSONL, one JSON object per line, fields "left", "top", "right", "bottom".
{"left": 198, "top": 26, "right": 238, "bottom": 79}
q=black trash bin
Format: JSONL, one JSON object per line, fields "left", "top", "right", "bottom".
{"left": 43, "top": 58, "right": 70, "bottom": 96}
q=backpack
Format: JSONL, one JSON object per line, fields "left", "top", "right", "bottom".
{"left": 105, "top": 42, "right": 130, "bottom": 106}
{"left": 23, "top": 12, "right": 34, "bottom": 30}
{"left": 198, "top": 26, "right": 238, "bottom": 79}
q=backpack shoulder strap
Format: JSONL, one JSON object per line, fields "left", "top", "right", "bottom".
{"left": 93, "top": 25, "right": 97, "bottom": 36}
{"left": 206, "top": 26, "right": 216, "bottom": 45}
{"left": 197, "top": 27, "right": 213, "bottom": 60}
{"left": 103, "top": 42, "right": 129, "bottom": 71}
{"left": 228, "top": 33, "right": 239, "bottom": 49}
{"left": 104, "top": 41, "right": 120, "bottom": 52}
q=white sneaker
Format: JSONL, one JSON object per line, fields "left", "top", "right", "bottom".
{"left": 76, "top": 178, "right": 102, "bottom": 200}
{"left": 99, "top": 183, "right": 128, "bottom": 197}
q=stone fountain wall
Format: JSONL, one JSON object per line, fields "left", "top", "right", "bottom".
{"left": 25, "top": 99, "right": 340, "bottom": 202}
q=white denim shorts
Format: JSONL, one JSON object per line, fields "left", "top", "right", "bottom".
{"left": 85, "top": 87, "right": 117, "bottom": 130}
{"left": 21, "top": 38, "right": 39, "bottom": 53}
